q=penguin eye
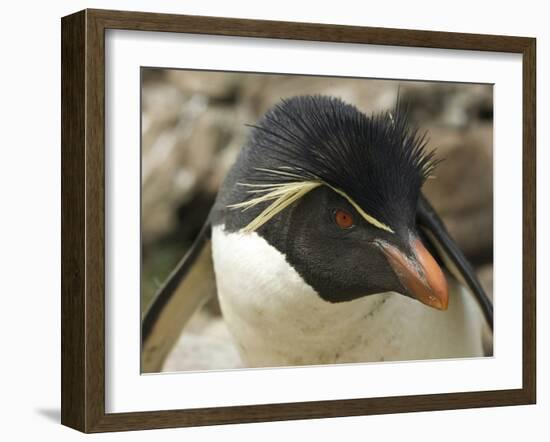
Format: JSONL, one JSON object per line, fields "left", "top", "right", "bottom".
{"left": 334, "top": 209, "right": 354, "bottom": 229}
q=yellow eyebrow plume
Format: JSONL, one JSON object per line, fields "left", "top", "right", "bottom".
{"left": 228, "top": 176, "right": 394, "bottom": 234}
{"left": 229, "top": 181, "right": 322, "bottom": 232}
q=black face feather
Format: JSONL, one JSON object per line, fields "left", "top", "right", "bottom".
{"left": 211, "top": 94, "right": 443, "bottom": 303}
{"left": 243, "top": 95, "right": 438, "bottom": 233}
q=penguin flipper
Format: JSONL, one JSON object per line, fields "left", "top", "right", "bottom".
{"left": 141, "top": 220, "right": 216, "bottom": 373}
{"left": 416, "top": 193, "right": 493, "bottom": 331}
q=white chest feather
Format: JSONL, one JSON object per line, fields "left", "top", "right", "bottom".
{"left": 211, "top": 225, "right": 486, "bottom": 367}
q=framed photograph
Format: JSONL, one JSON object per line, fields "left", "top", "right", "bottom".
{"left": 61, "top": 9, "right": 536, "bottom": 433}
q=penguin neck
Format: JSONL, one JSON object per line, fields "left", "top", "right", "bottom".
{"left": 211, "top": 225, "right": 411, "bottom": 366}
{"left": 212, "top": 225, "right": 485, "bottom": 367}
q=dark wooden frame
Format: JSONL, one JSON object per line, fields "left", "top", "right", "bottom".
{"left": 61, "top": 8, "right": 536, "bottom": 433}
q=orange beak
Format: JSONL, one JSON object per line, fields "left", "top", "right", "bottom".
{"left": 377, "top": 238, "right": 449, "bottom": 310}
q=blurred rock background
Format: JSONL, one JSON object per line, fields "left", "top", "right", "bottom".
{"left": 141, "top": 69, "right": 493, "bottom": 371}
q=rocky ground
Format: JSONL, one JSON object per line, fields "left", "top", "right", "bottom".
{"left": 141, "top": 69, "right": 494, "bottom": 371}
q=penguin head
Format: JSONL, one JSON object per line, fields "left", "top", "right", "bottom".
{"left": 220, "top": 95, "right": 448, "bottom": 310}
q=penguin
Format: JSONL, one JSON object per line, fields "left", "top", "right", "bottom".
{"left": 141, "top": 95, "right": 493, "bottom": 372}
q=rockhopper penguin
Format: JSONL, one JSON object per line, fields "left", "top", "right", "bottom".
{"left": 142, "top": 95, "right": 493, "bottom": 371}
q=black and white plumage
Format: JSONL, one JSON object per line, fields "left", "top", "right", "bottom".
{"left": 142, "top": 95, "right": 493, "bottom": 371}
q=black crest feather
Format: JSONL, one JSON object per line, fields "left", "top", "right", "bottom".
{"left": 243, "top": 95, "right": 439, "bottom": 232}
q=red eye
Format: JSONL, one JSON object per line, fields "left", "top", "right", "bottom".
{"left": 334, "top": 209, "right": 354, "bottom": 229}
